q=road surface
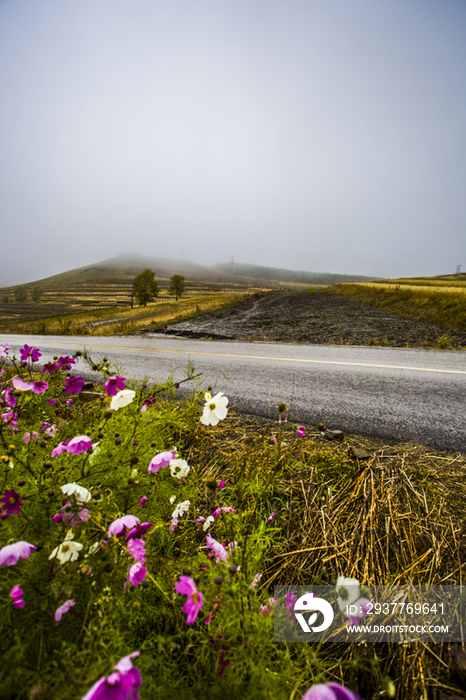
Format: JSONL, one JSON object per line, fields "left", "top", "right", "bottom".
{"left": 2, "top": 333, "right": 466, "bottom": 451}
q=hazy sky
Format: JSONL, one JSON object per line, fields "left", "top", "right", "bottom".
{"left": 1, "top": 0, "right": 465, "bottom": 286}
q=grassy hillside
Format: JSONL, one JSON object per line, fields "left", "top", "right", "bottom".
{"left": 332, "top": 274, "right": 466, "bottom": 334}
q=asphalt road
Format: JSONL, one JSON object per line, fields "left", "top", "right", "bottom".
{"left": 3, "top": 333, "right": 466, "bottom": 451}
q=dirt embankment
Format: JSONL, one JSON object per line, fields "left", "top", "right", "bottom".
{"left": 154, "top": 289, "right": 466, "bottom": 347}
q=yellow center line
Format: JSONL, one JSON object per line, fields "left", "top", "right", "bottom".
{"left": 29, "top": 340, "right": 466, "bottom": 375}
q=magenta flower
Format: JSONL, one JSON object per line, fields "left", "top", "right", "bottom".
{"left": 127, "top": 538, "right": 146, "bottom": 563}
{"left": 20, "top": 345, "right": 41, "bottom": 362}
{"left": 346, "top": 598, "right": 372, "bottom": 626}
{"left": 46, "top": 398, "right": 57, "bottom": 405}
{"left": 139, "top": 496, "right": 147, "bottom": 507}
{"left": 296, "top": 425, "right": 306, "bottom": 438}
{"left": 126, "top": 562, "right": 147, "bottom": 587}
{"left": 64, "top": 376, "right": 85, "bottom": 395}
{"left": 0, "top": 489, "right": 23, "bottom": 517}
{"left": 3, "top": 389, "right": 17, "bottom": 407}
{"left": 211, "top": 507, "right": 237, "bottom": 518}
{"left": 10, "top": 584, "right": 25, "bottom": 609}
{"left": 0, "top": 541, "right": 36, "bottom": 566}
{"left": 300, "top": 682, "right": 360, "bottom": 700}
{"left": 206, "top": 534, "right": 229, "bottom": 564}
{"left": 51, "top": 440, "right": 70, "bottom": 458}
{"left": 81, "top": 651, "right": 142, "bottom": 700}
{"left": 12, "top": 376, "right": 34, "bottom": 392}
{"left": 55, "top": 599, "right": 75, "bottom": 622}
{"left": 140, "top": 395, "right": 157, "bottom": 413}
{"left": 267, "top": 511, "right": 277, "bottom": 524}
{"left": 205, "top": 600, "right": 220, "bottom": 625}
{"left": 108, "top": 515, "right": 140, "bottom": 538}
{"left": 1, "top": 411, "right": 18, "bottom": 427}
{"left": 23, "top": 431, "right": 41, "bottom": 443}
{"left": 175, "top": 575, "right": 204, "bottom": 625}
{"left": 104, "top": 376, "right": 127, "bottom": 397}
{"left": 169, "top": 517, "right": 178, "bottom": 533}
{"left": 147, "top": 450, "right": 175, "bottom": 474}
{"left": 31, "top": 379, "right": 48, "bottom": 394}
{"left": 218, "top": 480, "right": 226, "bottom": 490}
{"left": 126, "top": 522, "right": 152, "bottom": 541}
{"left": 66, "top": 435, "right": 93, "bottom": 455}
{"left": 60, "top": 501, "right": 91, "bottom": 527}
{"left": 284, "top": 590, "right": 297, "bottom": 612}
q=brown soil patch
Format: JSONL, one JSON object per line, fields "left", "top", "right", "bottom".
{"left": 157, "top": 289, "right": 466, "bottom": 347}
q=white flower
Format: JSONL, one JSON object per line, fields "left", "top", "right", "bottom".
{"left": 204, "top": 392, "right": 212, "bottom": 401}
{"left": 110, "top": 389, "right": 136, "bottom": 410}
{"left": 202, "top": 515, "right": 215, "bottom": 531}
{"left": 169, "top": 495, "right": 176, "bottom": 504}
{"left": 170, "top": 458, "right": 190, "bottom": 479}
{"left": 88, "top": 443, "right": 100, "bottom": 465}
{"left": 171, "top": 500, "right": 191, "bottom": 519}
{"left": 60, "top": 482, "right": 92, "bottom": 503}
{"left": 200, "top": 392, "right": 229, "bottom": 426}
{"left": 49, "top": 532, "right": 83, "bottom": 563}
{"left": 335, "top": 576, "right": 361, "bottom": 612}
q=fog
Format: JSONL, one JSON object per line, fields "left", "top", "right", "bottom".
{"left": 1, "top": 0, "right": 465, "bottom": 286}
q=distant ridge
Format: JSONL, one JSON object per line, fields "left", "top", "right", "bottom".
{"left": 1, "top": 253, "right": 376, "bottom": 290}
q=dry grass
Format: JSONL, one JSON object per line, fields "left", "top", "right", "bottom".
{"left": 187, "top": 410, "right": 466, "bottom": 699}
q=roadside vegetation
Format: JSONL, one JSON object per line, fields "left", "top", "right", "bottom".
{"left": 1, "top": 342, "right": 466, "bottom": 699}
{"left": 332, "top": 275, "right": 466, "bottom": 335}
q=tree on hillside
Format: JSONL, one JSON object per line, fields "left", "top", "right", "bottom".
{"left": 31, "top": 287, "right": 43, "bottom": 303}
{"left": 168, "top": 274, "right": 185, "bottom": 301}
{"left": 133, "top": 269, "right": 159, "bottom": 307}
{"left": 14, "top": 287, "right": 28, "bottom": 303}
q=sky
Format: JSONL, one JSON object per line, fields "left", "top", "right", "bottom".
{"left": 1, "top": 0, "right": 465, "bottom": 286}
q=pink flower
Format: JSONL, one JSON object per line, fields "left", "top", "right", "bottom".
{"left": 140, "top": 395, "right": 156, "bottom": 413}
{"left": 259, "top": 597, "right": 279, "bottom": 616}
{"left": 108, "top": 515, "right": 140, "bottom": 538}
{"left": 267, "top": 511, "right": 277, "bottom": 524}
{"left": 10, "top": 585, "right": 25, "bottom": 609}
{"left": 175, "top": 575, "right": 204, "bottom": 625}
{"left": 126, "top": 562, "right": 147, "bottom": 587}
{"left": 20, "top": 345, "right": 41, "bottom": 362}
{"left": 81, "top": 651, "right": 142, "bottom": 700}
{"left": 3, "top": 389, "right": 17, "bottom": 407}
{"left": 12, "top": 376, "right": 34, "bottom": 392}
{"left": 346, "top": 598, "right": 372, "bottom": 626}
{"left": 51, "top": 440, "right": 70, "bottom": 458}
{"left": 250, "top": 573, "right": 263, "bottom": 589}
{"left": 23, "top": 431, "right": 41, "bottom": 443}
{"left": 206, "top": 534, "right": 229, "bottom": 564}
{"left": 55, "top": 599, "right": 75, "bottom": 622}
{"left": 44, "top": 424, "right": 57, "bottom": 437}
{"left": 104, "top": 376, "right": 127, "bottom": 397}
{"left": 300, "top": 682, "right": 360, "bottom": 700}
{"left": 205, "top": 600, "right": 220, "bottom": 625}
{"left": 139, "top": 496, "right": 147, "bottom": 507}
{"left": 65, "top": 376, "right": 85, "bottom": 395}
{"left": 31, "top": 379, "right": 48, "bottom": 394}
{"left": 127, "top": 538, "right": 146, "bottom": 563}
{"left": 296, "top": 425, "right": 306, "bottom": 438}
{"left": 0, "top": 489, "right": 23, "bottom": 517}
{"left": 211, "top": 507, "right": 237, "bottom": 518}
{"left": 284, "top": 591, "right": 297, "bottom": 612}
{"left": 66, "top": 435, "right": 93, "bottom": 455}
{"left": 126, "top": 522, "right": 152, "bottom": 541}
{"left": 60, "top": 501, "right": 91, "bottom": 527}
{"left": 147, "top": 450, "right": 175, "bottom": 474}
{"left": 0, "top": 541, "right": 36, "bottom": 566}
{"left": 218, "top": 480, "right": 226, "bottom": 490}
{"left": 1, "top": 411, "right": 18, "bottom": 427}
{"left": 169, "top": 517, "right": 178, "bottom": 533}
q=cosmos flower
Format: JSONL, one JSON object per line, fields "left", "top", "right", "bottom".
{"left": 169, "top": 517, "right": 178, "bottom": 533}
{"left": 126, "top": 522, "right": 152, "bottom": 541}
{"left": 300, "top": 682, "right": 360, "bottom": 700}
{"left": 175, "top": 575, "right": 204, "bottom": 625}
{"left": 126, "top": 562, "right": 147, "bottom": 587}
{"left": 19, "top": 345, "right": 41, "bottom": 362}
{"left": 12, "top": 376, "right": 34, "bottom": 392}
{"left": 49, "top": 532, "right": 83, "bottom": 563}
{"left": 147, "top": 450, "right": 176, "bottom": 474}
{"left": 66, "top": 435, "right": 93, "bottom": 455}
{"left": 139, "top": 496, "right": 148, "bottom": 506}
{"left": 296, "top": 425, "right": 306, "bottom": 437}
{"left": 108, "top": 515, "right": 140, "bottom": 538}
{"left": 110, "top": 389, "right": 136, "bottom": 410}
{"left": 250, "top": 573, "right": 263, "bottom": 589}
{"left": 104, "top": 376, "right": 127, "bottom": 397}
{"left": 64, "top": 376, "right": 85, "bottom": 395}
{"left": 60, "top": 483, "right": 92, "bottom": 503}
{"left": 1, "top": 411, "right": 18, "bottom": 427}
{"left": 10, "top": 585, "right": 25, "bottom": 609}
{"left": 267, "top": 512, "right": 277, "bottom": 524}
{"left": 206, "top": 534, "right": 229, "bottom": 564}
{"left": 200, "top": 392, "right": 229, "bottom": 426}
{"left": 0, "top": 541, "right": 37, "bottom": 566}
{"left": 0, "top": 488, "right": 23, "bottom": 517}
{"left": 171, "top": 500, "right": 190, "bottom": 519}
{"left": 211, "top": 507, "right": 237, "bottom": 518}
{"left": 127, "top": 538, "right": 146, "bottom": 563}
{"left": 23, "top": 431, "right": 41, "bottom": 443}
{"left": 59, "top": 501, "right": 91, "bottom": 527}
{"left": 81, "top": 651, "right": 142, "bottom": 700}
{"left": 55, "top": 599, "right": 75, "bottom": 622}
{"left": 3, "top": 388, "right": 17, "bottom": 407}
{"left": 169, "top": 459, "right": 190, "bottom": 479}
{"left": 51, "top": 440, "right": 70, "bottom": 458}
